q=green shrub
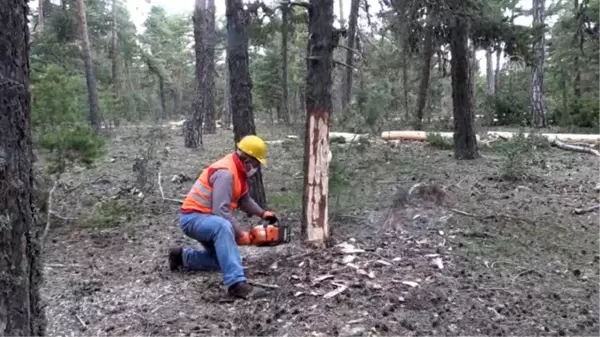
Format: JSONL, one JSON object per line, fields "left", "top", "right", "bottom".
{"left": 31, "top": 63, "right": 106, "bottom": 175}
{"left": 426, "top": 132, "right": 454, "bottom": 150}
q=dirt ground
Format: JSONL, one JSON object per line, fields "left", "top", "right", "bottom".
{"left": 39, "top": 123, "right": 599, "bottom": 336}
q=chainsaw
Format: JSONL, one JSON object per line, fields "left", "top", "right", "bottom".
{"left": 237, "top": 219, "right": 291, "bottom": 246}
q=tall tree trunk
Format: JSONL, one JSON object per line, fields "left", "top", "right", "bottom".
{"left": 204, "top": 0, "right": 217, "bottom": 134}
{"left": 449, "top": 17, "right": 478, "bottom": 160}
{"left": 341, "top": 0, "right": 359, "bottom": 113}
{"left": 486, "top": 46, "right": 494, "bottom": 94}
{"left": 185, "top": 0, "right": 207, "bottom": 148}
{"left": 111, "top": 0, "right": 119, "bottom": 90}
{"left": 530, "top": 0, "right": 548, "bottom": 128}
{"left": 38, "top": 0, "right": 44, "bottom": 31}
{"left": 302, "top": 0, "right": 334, "bottom": 246}
{"left": 226, "top": 0, "right": 267, "bottom": 208}
{"left": 222, "top": 57, "right": 232, "bottom": 129}
{"left": 158, "top": 78, "right": 167, "bottom": 119}
{"left": 0, "top": 1, "right": 46, "bottom": 334}
{"left": 469, "top": 39, "right": 477, "bottom": 111}
{"left": 572, "top": 0, "right": 583, "bottom": 119}
{"left": 560, "top": 66, "right": 570, "bottom": 125}
{"left": 414, "top": 10, "right": 434, "bottom": 130}
{"left": 75, "top": 0, "right": 101, "bottom": 133}
{"left": 494, "top": 46, "right": 501, "bottom": 93}
{"left": 280, "top": 1, "right": 291, "bottom": 125}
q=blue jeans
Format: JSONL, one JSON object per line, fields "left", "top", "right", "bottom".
{"left": 179, "top": 212, "right": 246, "bottom": 288}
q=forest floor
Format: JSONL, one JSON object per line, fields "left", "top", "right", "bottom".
{"left": 39, "top": 122, "right": 599, "bottom": 336}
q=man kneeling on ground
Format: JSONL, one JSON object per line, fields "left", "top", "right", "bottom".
{"left": 168, "top": 135, "right": 277, "bottom": 299}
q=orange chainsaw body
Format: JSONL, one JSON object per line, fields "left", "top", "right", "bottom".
{"left": 238, "top": 222, "right": 290, "bottom": 246}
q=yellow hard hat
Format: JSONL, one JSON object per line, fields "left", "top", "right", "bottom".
{"left": 237, "top": 135, "right": 267, "bottom": 165}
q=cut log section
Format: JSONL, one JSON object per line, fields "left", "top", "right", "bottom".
{"left": 381, "top": 130, "right": 600, "bottom": 145}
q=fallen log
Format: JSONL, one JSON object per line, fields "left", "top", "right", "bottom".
{"left": 487, "top": 131, "right": 600, "bottom": 144}
{"left": 551, "top": 139, "right": 600, "bottom": 157}
{"left": 380, "top": 130, "right": 481, "bottom": 142}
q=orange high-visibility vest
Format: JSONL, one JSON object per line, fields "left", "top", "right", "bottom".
{"left": 181, "top": 153, "right": 248, "bottom": 214}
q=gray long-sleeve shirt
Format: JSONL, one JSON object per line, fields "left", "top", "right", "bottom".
{"left": 209, "top": 169, "right": 264, "bottom": 233}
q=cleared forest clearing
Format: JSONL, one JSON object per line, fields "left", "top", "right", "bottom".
{"left": 40, "top": 123, "right": 599, "bottom": 336}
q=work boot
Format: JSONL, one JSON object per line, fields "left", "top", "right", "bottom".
{"left": 168, "top": 247, "right": 183, "bottom": 271}
{"left": 227, "top": 281, "right": 267, "bottom": 299}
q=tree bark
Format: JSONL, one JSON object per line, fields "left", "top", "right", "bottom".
{"left": 0, "top": 0, "right": 46, "bottom": 334}
{"left": 530, "top": 0, "right": 548, "bottom": 128}
{"left": 341, "top": 0, "right": 359, "bottom": 114}
{"left": 494, "top": 46, "right": 501, "bottom": 93}
{"left": 485, "top": 46, "right": 494, "bottom": 94}
{"left": 158, "top": 78, "right": 167, "bottom": 119}
{"left": 572, "top": 0, "right": 583, "bottom": 119}
{"left": 111, "top": 0, "right": 119, "bottom": 91}
{"left": 280, "top": 1, "right": 291, "bottom": 125}
{"left": 226, "top": 0, "right": 267, "bottom": 208}
{"left": 414, "top": 9, "right": 435, "bottom": 130}
{"left": 302, "top": 0, "right": 334, "bottom": 246}
{"left": 185, "top": 0, "right": 207, "bottom": 148}
{"left": 38, "top": 0, "right": 44, "bottom": 31}
{"left": 222, "top": 57, "right": 232, "bottom": 129}
{"left": 449, "top": 17, "right": 478, "bottom": 160}
{"left": 75, "top": 0, "right": 101, "bottom": 134}
{"left": 204, "top": 0, "right": 217, "bottom": 134}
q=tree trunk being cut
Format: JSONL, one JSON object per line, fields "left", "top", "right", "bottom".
{"left": 302, "top": 0, "right": 335, "bottom": 246}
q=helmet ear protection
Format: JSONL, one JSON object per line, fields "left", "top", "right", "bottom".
{"left": 236, "top": 135, "right": 268, "bottom": 166}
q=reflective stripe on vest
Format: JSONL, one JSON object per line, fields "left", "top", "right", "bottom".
{"left": 181, "top": 153, "right": 245, "bottom": 213}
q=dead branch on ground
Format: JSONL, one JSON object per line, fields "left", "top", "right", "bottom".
{"left": 573, "top": 204, "right": 600, "bottom": 215}
{"left": 48, "top": 211, "right": 78, "bottom": 221}
{"left": 40, "top": 180, "right": 58, "bottom": 250}
{"left": 248, "top": 280, "right": 280, "bottom": 289}
{"left": 158, "top": 169, "right": 184, "bottom": 205}
{"left": 449, "top": 208, "right": 536, "bottom": 225}
{"left": 551, "top": 139, "right": 600, "bottom": 156}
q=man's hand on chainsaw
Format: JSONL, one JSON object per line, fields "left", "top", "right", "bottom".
{"left": 262, "top": 210, "right": 278, "bottom": 224}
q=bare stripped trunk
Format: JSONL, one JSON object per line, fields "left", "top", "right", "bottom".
{"left": 280, "top": 1, "right": 291, "bottom": 125}
{"left": 341, "top": 0, "right": 359, "bottom": 113}
{"left": 0, "top": 0, "right": 46, "bottom": 333}
{"left": 450, "top": 17, "right": 478, "bottom": 160}
{"left": 530, "top": 0, "right": 548, "bottom": 128}
{"left": 302, "top": 0, "right": 334, "bottom": 246}
{"left": 414, "top": 10, "right": 434, "bottom": 130}
{"left": 204, "top": 0, "right": 217, "bottom": 134}
{"left": 75, "top": 0, "right": 101, "bottom": 134}
{"left": 185, "top": 0, "right": 206, "bottom": 148}
{"left": 226, "top": 0, "right": 267, "bottom": 207}
{"left": 485, "top": 46, "right": 494, "bottom": 94}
